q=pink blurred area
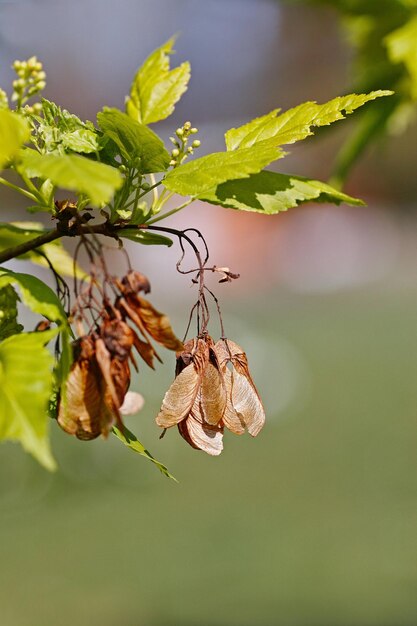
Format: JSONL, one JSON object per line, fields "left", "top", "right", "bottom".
{"left": 0, "top": 0, "right": 416, "bottom": 301}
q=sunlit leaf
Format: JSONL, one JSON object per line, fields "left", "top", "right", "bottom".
{"left": 40, "top": 98, "right": 99, "bottom": 154}
{"left": 199, "top": 170, "right": 364, "bottom": 213}
{"left": 19, "top": 149, "right": 123, "bottom": 206}
{"left": 0, "top": 109, "right": 30, "bottom": 169}
{"left": 0, "top": 285, "right": 23, "bottom": 340}
{"left": 0, "top": 268, "right": 67, "bottom": 324}
{"left": 126, "top": 38, "right": 191, "bottom": 125}
{"left": 225, "top": 91, "right": 393, "bottom": 150}
{"left": 119, "top": 229, "right": 173, "bottom": 247}
{"left": 385, "top": 15, "right": 417, "bottom": 99}
{"left": 113, "top": 425, "right": 176, "bottom": 480}
{"left": 163, "top": 142, "right": 286, "bottom": 196}
{"left": 0, "top": 329, "right": 58, "bottom": 470}
{"left": 97, "top": 108, "right": 170, "bottom": 173}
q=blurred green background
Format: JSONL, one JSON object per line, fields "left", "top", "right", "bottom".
{"left": 1, "top": 1, "right": 417, "bottom": 625}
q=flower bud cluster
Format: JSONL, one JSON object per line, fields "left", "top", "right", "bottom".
{"left": 11, "top": 56, "right": 46, "bottom": 108}
{"left": 0, "top": 88, "right": 8, "bottom": 110}
{"left": 169, "top": 121, "right": 201, "bottom": 167}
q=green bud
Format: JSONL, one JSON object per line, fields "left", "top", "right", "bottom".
{"left": 183, "top": 121, "right": 191, "bottom": 131}
{"left": 0, "top": 89, "right": 8, "bottom": 110}
{"left": 169, "top": 136, "right": 178, "bottom": 145}
{"left": 12, "top": 60, "right": 22, "bottom": 71}
{"left": 176, "top": 128, "right": 184, "bottom": 137}
{"left": 169, "top": 159, "right": 177, "bottom": 166}
{"left": 190, "top": 127, "right": 198, "bottom": 134}
{"left": 37, "top": 71, "right": 46, "bottom": 81}
{"left": 141, "top": 182, "right": 151, "bottom": 190}
{"left": 34, "top": 62, "right": 43, "bottom": 72}
{"left": 187, "top": 146, "right": 194, "bottom": 154}
{"left": 171, "top": 148, "right": 180, "bottom": 157}
{"left": 27, "top": 56, "right": 38, "bottom": 70}
{"left": 36, "top": 80, "right": 46, "bottom": 91}
{"left": 32, "top": 102, "right": 42, "bottom": 114}
{"left": 13, "top": 78, "right": 25, "bottom": 90}
{"left": 192, "top": 139, "right": 201, "bottom": 148}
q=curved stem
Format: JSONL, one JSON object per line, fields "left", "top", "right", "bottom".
{"left": 0, "top": 177, "right": 37, "bottom": 202}
{"left": 146, "top": 198, "right": 193, "bottom": 224}
{"left": 149, "top": 174, "right": 159, "bottom": 206}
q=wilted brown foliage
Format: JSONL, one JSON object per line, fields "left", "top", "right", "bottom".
{"left": 58, "top": 270, "right": 182, "bottom": 440}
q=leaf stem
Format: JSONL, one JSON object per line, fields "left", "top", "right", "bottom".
{"left": 0, "top": 177, "right": 37, "bottom": 202}
{"left": 146, "top": 198, "right": 193, "bottom": 224}
{"left": 18, "top": 171, "right": 45, "bottom": 203}
{"left": 149, "top": 173, "right": 159, "bottom": 206}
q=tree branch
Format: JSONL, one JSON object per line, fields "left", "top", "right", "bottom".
{"left": 0, "top": 223, "right": 118, "bottom": 265}
{"left": 0, "top": 222, "right": 199, "bottom": 265}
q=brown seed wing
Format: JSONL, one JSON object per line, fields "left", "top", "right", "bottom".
{"left": 58, "top": 360, "right": 105, "bottom": 440}
{"left": 200, "top": 362, "right": 227, "bottom": 426}
{"left": 222, "top": 369, "right": 245, "bottom": 435}
{"left": 95, "top": 338, "right": 121, "bottom": 409}
{"left": 230, "top": 369, "right": 265, "bottom": 437}
{"left": 101, "top": 319, "right": 134, "bottom": 360}
{"left": 214, "top": 338, "right": 247, "bottom": 366}
{"left": 178, "top": 418, "right": 199, "bottom": 450}
{"left": 110, "top": 358, "right": 131, "bottom": 406}
{"left": 156, "top": 364, "right": 200, "bottom": 428}
{"left": 135, "top": 296, "right": 183, "bottom": 351}
{"left": 132, "top": 330, "right": 160, "bottom": 369}
{"left": 184, "top": 415, "right": 224, "bottom": 456}
{"left": 121, "top": 270, "right": 151, "bottom": 294}
{"left": 179, "top": 389, "right": 224, "bottom": 455}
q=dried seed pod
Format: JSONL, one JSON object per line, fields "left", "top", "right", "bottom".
{"left": 221, "top": 369, "right": 245, "bottom": 435}
{"left": 100, "top": 319, "right": 134, "bottom": 361}
{"left": 200, "top": 361, "right": 227, "bottom": 426}
{"left": 122, "top": 293, "right": 184, "bottom": 352}
{"left": 57, "top": 337, "right": 116, "bottom": 440}
{"left": 120, "top": 270, "right": 151, "bottom": 295}
{"left": 214, "top": 338, "right": 265, "bottom": 437}
{"left": 156, "top": 335, "right": 228, "bottom": 454}
{"left": 178, "top": 390, "right": 224, "bottom": 456}
{"left": 156, "top": 363, "right": 201, "bottom": 428}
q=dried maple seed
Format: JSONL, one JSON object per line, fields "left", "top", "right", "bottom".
{"left": 128, "top": 295, "right": 184, "bottom": 352}
{"left": 156, "top": 335, "right": 228, "bottom": 455}
{"left": 100, "top": 318, "right": 134, "bottom": 360}
{"left": 214, "top": 339, "right": 265, "bottom": 437}
{"left": 120, "top": 270, "right": 151, "bottom": 295}
{"left": 57, "top": 336, "right": 116, "bottom": 440}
